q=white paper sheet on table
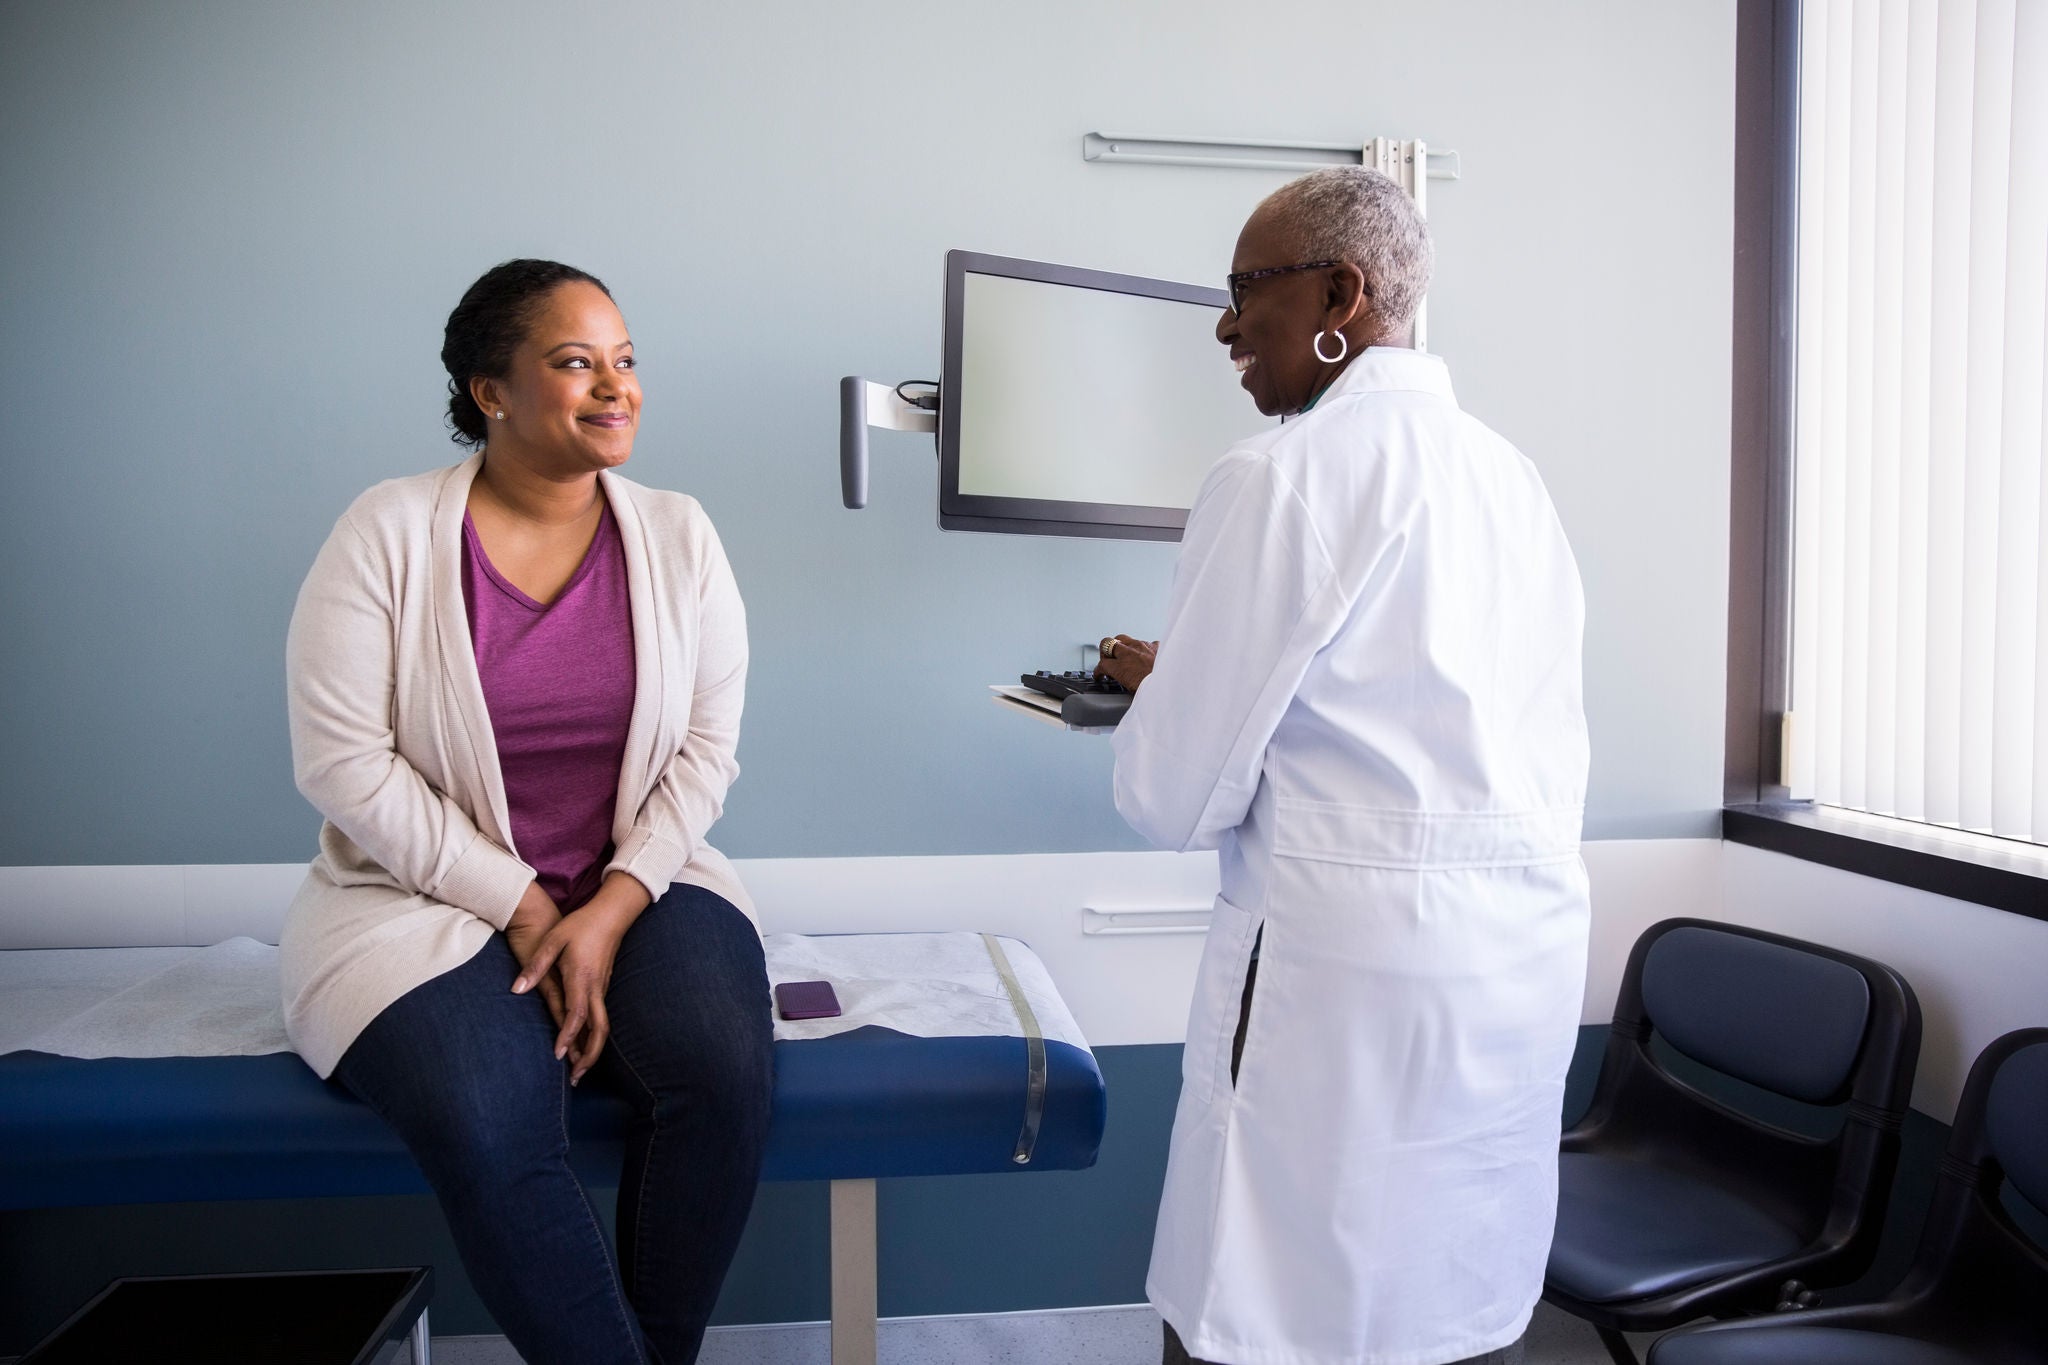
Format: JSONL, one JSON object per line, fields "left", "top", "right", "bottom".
{"left": 762, "top": 932, "right": 1088, "bottom": 1050}
{"left": 18, "top": 936, "right": 291, "bottom": 1058}
{"left": 0, "top": 931, "right": 1090, "bottom": 1060}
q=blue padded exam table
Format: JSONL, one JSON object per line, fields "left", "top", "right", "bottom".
{"left": 0, "top": 935, "right": 1108, "bottom": 1365}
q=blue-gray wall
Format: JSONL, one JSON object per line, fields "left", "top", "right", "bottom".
{"left": 0, "top": 0, "right": 1737, "bottom": 866}
{"left": 0, "top": 2, "right": 1742, "bottom": 1337}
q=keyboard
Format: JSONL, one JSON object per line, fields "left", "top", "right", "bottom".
{"left": 1020, "top": 670, "right": 1129, "bottom": 699}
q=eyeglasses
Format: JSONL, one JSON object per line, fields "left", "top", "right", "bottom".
{"left": 1225, "top": 260, "right": 1343, "bottom": 315}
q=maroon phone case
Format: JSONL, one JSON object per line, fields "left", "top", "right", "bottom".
{"left": 774, "top": 979, "right": 843, "bottom": 1020}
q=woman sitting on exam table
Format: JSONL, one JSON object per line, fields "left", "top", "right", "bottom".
{"left": 1095, "top": 167, "right": 1590, "bottom": 1365}
{"left": 280, "top": 259, "right": 769, "bottom": 1365}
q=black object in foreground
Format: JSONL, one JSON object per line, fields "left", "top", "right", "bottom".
{"left": 24, "top": 1267, "right": 432, "bottom": 1365}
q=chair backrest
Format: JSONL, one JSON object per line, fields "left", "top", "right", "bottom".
{"left": 1640, "top": 925, "right": 1873, "bottom": 1104}
{"left": 1605, "top": 919, "right": 1922, "bottom": 1125}
{"left": 1891, "top": 1028, "right": 2048, "bottom": 1351}
{"left": 1983, "top": 1034, "right": 2048, "bottom": 1220}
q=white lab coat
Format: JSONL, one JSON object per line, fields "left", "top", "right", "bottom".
{"left": 1113, "top": 349, "right": 1590, "bottom": 1365}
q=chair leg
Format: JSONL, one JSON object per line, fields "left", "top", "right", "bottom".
{"left": 1594, "top": 1324, "right": 1640, "bottom": 1365}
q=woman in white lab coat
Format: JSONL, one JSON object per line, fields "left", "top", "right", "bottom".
{"left": 1096, "top": 167, "right": 1589, "bottom": 1365}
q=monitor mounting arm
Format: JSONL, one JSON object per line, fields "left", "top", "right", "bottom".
{"left": 838, "top": 377, "right": 939, "bottom": 510}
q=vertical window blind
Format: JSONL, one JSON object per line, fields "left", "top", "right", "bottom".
{"left": 1788, "top": 0, "right": 2048, "bottom": 845}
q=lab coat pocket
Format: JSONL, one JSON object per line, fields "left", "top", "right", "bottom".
{"left": 1181, "top": 893, "right": 1259, "bottom": 1109}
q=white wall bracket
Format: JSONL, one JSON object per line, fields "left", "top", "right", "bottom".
{"left": 1082, "top": 904, "right": 1214, "bottom": 937}
{"left": 839, "top": 377, "right": 938, "bottom": 510}
{"left": 1083, "top": 133, "right": 1459, "bottom": 184}
{"left": 1084, "top": 133, "right": 1442, "bottom": 351}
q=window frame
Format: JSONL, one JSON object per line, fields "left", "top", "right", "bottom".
{"left": 1722, "top": 0, "right": 2048, "bottom": 922}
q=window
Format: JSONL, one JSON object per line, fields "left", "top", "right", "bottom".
{"left": 1784, "top": 0, "right": 2047, "bottom": 847}
{"left": 1723, "top": 0, "right": 2047, "bottom": 919}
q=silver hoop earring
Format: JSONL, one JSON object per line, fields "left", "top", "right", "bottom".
{"left": 495, "top": 410, "right": 506, "bottom": 420}
{"left": 1314, "top": 330, "right": 1348, "bottom": 364}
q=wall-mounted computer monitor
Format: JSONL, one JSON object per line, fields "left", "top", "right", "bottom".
{"left": 938, "top": 250, "right": 1272, "bottom": 542}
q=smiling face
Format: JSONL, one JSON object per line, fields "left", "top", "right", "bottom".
{"left": 472, "top": 280, "right": 640, "bottom": 475}
{"left": 1216, "top": 205, "right": 1368, "bottom": 417}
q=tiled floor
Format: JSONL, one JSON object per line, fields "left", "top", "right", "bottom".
{"left": 427, "top": 1302, "right": 1659, "bottom": 1365}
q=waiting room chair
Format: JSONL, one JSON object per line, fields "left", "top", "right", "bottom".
{"left": 1544, "top": 918, "right": 1922, "bottom": 1365}
{"left": 1646, "top": 1026, "right": 2048, "bottom": 1365}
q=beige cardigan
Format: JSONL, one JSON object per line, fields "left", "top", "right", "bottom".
{"left": 280, "top": 454, "right": 753, "bottom": 1077}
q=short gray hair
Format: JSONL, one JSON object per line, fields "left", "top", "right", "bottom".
{"left": 1260, "top": 167, "right": 1433, "bottom": 330}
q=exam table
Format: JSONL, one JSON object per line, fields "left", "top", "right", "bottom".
{"left": 0, "top": 932, "right": 1108, "bottom": 1365}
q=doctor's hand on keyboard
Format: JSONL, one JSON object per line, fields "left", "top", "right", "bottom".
{"left": 1093, "top": 634, "right": 1157, "bottom": 692}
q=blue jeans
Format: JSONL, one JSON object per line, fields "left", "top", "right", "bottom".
{"left": 333, "top": 884, "right": 773, "bottom": 1365}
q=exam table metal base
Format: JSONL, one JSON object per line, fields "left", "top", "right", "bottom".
{"left": 831, "top": 1178, "right": 879, "bottom": 1365}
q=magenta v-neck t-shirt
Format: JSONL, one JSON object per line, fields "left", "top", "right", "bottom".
{"left": 461, "top": 503, "right": 637, "bottom": 912}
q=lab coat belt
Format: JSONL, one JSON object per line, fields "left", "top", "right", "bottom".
{"left": 1269, "top": 799, "right": 1584, "bottom": 870}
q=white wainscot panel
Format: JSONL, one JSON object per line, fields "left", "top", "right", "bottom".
{"left": 0, "top": 864, "right": 305, "bottom": 950}
{"left": 1718, "top": 842, "right": 2048, "bottom": 1122}
{"left": 1579, "top": 839, "right": 1726, "bottom": 1026}
{"left": 0, "top": 840, "right": 1717, "bottom": 1050}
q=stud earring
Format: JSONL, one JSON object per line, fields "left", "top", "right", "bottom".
{"left": 495, "top": 410, "right": 506, "bottom": 419}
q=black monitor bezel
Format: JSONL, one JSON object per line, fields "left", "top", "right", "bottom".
{"left": 938, "top": 250, "right": 1232, "bottom": 542}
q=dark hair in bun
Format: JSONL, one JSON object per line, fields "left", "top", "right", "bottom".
{"left": 441, "top": 259, "right": 611, "bottom": 447}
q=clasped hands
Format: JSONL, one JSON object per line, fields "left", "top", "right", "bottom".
{"left": 503, "top": 873, "right": 651, "bottom": 1086}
